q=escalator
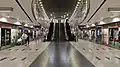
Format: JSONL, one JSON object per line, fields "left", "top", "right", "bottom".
{"left": 30, "top": 22, "right": 95, "bottom": 67}
{"left": 66, "top": 22, "right": 75, "bottom": 41}
{"left": 59, "top": 23, "right": 66, "bottom": 41}
{"left": 53, "top": 23, "right": 66, "bottom": 41}
{"left": 47, "top": 22, "right": 54, "bottom": 41}
{"left": 53, "top": 23, "right": 59, "bottom": 41}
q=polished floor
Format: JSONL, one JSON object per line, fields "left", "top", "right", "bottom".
{"left": 30, "top": 41, "right": 95, "bottom": 67}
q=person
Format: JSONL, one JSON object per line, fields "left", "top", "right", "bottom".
{"left": 20, "top": 32, "right": 28, "bottom": 45}
{"left": 25, "top": 30, "right": 30, "bottom": 46}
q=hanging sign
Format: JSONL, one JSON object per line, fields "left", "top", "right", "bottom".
{"left": 1, "top": 25, "right": 11, "bottom": 29}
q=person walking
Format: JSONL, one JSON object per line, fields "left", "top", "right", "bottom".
{"left": 26, "top": 32, "right": 30, "bottom": 46}
{"left": 21, "top": 32, "right": 27, "bottom": 44}
{"left": 25, "top": 30, "right": 30, "bottom": 47}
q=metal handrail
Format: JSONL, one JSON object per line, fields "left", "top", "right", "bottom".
{"left": 51, "top": 23, "right": 55, "bottom": 40}
{"left": 64, "top": 21, "right": 68, "bottom": 40}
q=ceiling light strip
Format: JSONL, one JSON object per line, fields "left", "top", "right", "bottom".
{"left": 79, "top": 0, "right": 90, "bottom": 24}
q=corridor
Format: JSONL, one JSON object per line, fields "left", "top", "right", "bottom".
{"left": 30, "top": 22, "right": 95, "bottom": 67}
{"left": 30, "top": 42, "right": 95, "bottom": 67}
{"left": 0, "top": 0, "right": 120, "bottom": 67}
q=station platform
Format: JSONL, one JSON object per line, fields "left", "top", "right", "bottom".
{"left": 30, "top": 41, "right": 95, "bottom": 67}
{"left": 71, "top": 39, "right": 120, "bottom": 67}
{"left": 0, "top": 39, "right": 50, "bottom": 67}
{"left": 1, "top": 39, "right": 120, "bottom": 67}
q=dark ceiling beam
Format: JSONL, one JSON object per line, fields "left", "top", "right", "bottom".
{"left": 15, "top": 0, "right": 33, "bottom": 23}
{"left": 87, "top": 0, "right": 107, "bottom": 23}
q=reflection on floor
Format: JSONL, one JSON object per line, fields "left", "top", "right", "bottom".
{"left": 30, "top": 42, "right": 95, "bottom": 67}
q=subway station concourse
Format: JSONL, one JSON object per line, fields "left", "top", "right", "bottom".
{"left": 0, "top": 0, "right": 120, "bottom": 67}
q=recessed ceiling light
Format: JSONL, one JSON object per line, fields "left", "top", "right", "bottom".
{"left": 50, "top": 14, "right": 53, "bottom": 16}
{"left": 99, "top": 21, "right": 105, "bottom": 25}
{"left": 24, "top": 24, "right": 28, "bottom": 27}
{"left": 14, "top": 21, "right": 22, "bottom": 25}
{"left": 86, "top": 25, "right": 89, "bottom": 27}
{"left": 40, "top": 4, "right": 43, "bottom": 7}
{"left": 0, "top": 17, "right": 8, "bottom": 22}
{"left": 112, "top": 18, "right": 120, "bottom": 22}
{"left": 76, "top": 7, "right": 78, "bottom": 9}
{"left": 78, "top": 0, "right": 81, "bottom": 1}
{"left": 30, "top": 25, "right": 34, "bottom": 28}
{"left": 40, "top": 2, "right": 42, "bottom": 4}
{"left": 66, "top": 13, "right": 69, "bottom": 16}
{"left": 77, "top": 2, "right": 80, "bottom": 4}
{"left": 91, "top": 24, "right": 95, "bottom": 26}
{"left": 76, "top": 4, "right": 79, "bottom": 7}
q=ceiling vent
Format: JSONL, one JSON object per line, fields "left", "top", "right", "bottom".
{"left": 108, "top": 8, "right": 120, "bottom": 12}
{"left": 0, "top": 7, "right": 13, "bottom": 12}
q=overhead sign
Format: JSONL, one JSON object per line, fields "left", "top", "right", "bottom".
{"left": 0, "top": 25, "right": 11, "bottom": 29}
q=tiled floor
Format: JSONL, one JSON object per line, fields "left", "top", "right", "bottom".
{"left": 70, "top": 39, "right": 120, "bottom": 67}
{"left": 30, "top": 41, "right": 95, "bottom": 67}
{"left": 0, "top": 39, "right": 50, "bottom": 67}
{"left": 1, "top": 38, "right": 120, "bottom": 67}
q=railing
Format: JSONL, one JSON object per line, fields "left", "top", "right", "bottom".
{"left": 51, "top": 22, "right": 55, "bottom": 40}
{"left": 64, "top": 22, "right": 68, "bottom": 40}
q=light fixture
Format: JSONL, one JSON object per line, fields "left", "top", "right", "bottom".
{"left": 50, "top": 14, "right": 53, "bottom": 16}
{"left": 108, "top": 8, "right": 120, "bottom": 12}
{"left": 39, "top": 2, "right": 42, "bottom": 4}
{"left": 91, "top": 24, "right": 95, "bottom": 26}
{"left": 99, "top": 21, "right": 105, "bottom": 25}
{"left": 66, "top": 13, "right": 69, "bottom": 16}
{"left": 41, "top": 4, "right": 43, "bottom": 7}
{"left": 112, "top": 17, "right": 120, "bottom": 22}
{"left": 0, "top": 17, "right": 8, "bottom": 22}
{"left": 86, "top": 25, "right": 89, "bottom": 27}
{"left": 75, "top": 6, "right": 78, "bottom": 9}
{"left": 41, "top": 6, "right": 43, "bottom": 9}
{"left": 77, "top": 2, "right": 80, "bottom": 4}
{"left": 30, "top": 25, "right": 34, "bottom": 28}
{"left": 14, "top": 21, "right": 21, "bottom": 25}
{"left": 66, "top": 17, "right": 68, "bottom": 19}
{"left": 24, "top": 24, "right": 28, "bottom": 27}
{"left": 76, "top": 4, "right": 79, "bottom": 7}
{"left": 78, "top": 0, "right": 81, "bottom": 1}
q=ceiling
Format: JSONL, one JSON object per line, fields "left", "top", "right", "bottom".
{"left": 80, "top": 0, "right": 120, "bottom": 25}
{"left": 1, "top": 0, "right": 120, "bottom": 27}
{"left": 42, "top": 0, "right": 77, "bottom": 18}
{"left": 0, "top": 0, "right": 39, "bottom": 25}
